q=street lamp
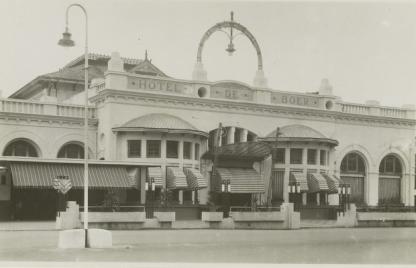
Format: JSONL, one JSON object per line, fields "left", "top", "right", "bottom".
{"left": 338, "top": 183, "right": 351, "bottom": 215}
{"left": 221, "top": 179, "right": 231, "bottom": 217}
{"left": 145, "top": 178, "right": 156, "bottom": 218}
{"left": 58, "top": 3, "right": 89, "bottom": 245}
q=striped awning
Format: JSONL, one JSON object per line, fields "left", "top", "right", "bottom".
{"left": 215, "top": 168, "right": 265, "bottom": 193}
{"left": 307, "top": 173, "right": 329, "bottom": 193}
{"left": 166, "top": 167, "right": 188, "bottom": 189}
{"left": 10, "top": 162, "right": 131, "bottom": 189}
{"left": 148, "top": 167, "right": 163, "bottom": 187}
{"left": 322, "top": 174, "right": 343, "bottom": 194}
{"left": 183, "top": 168, "right": 207, "bottom": 189}
{"left": 289, "top": 172, "right": 309, "bottom": 192}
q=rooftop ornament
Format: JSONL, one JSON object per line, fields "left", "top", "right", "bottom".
{"left": 192, "top": 12, "right": 268, "bottom": 88}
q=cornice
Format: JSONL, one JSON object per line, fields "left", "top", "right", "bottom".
{"left": 0, "top": 112, "right": 98, "bottom": 129}
{"left": 92, "top": 89, "right": 416, "bottom": 128}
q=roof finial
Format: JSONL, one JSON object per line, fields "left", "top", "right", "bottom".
{"left": 230, "top": 11, "right": 234, "bottom": 21}
{"left": 145, "top": 49, "right": 148, "bottom": 61}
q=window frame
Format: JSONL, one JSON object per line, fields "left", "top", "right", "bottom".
{"left": 127, "top": 140, "right": 141, "bottom": 158}
{"left": 183, "top": 142, "right": 192, "bottom": 160}
{"left": 166, "top": 140, "right": 179, "bottom": 159}
{"left": 290, "top": 148, "right": 303, "bottom": 165}
{"left": 146, "top": 140, "right": 161, "bottom": 158}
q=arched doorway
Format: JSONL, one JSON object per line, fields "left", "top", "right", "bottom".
{"left": 378, "top": 154, "right": 402, "bottom": 204}
{"left": 340, "top": 152, "right": 366, "bottom": 205}
{"left": 3, "top": 139, "right": 40, "bottom": 157}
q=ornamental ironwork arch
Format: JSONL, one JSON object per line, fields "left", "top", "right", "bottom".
{"left": 196, "top": 12, "right": 264, "bottom": 71}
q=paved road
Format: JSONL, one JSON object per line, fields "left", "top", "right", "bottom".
{"left": 0, "top": 228, "right": 415, "bottom": 264}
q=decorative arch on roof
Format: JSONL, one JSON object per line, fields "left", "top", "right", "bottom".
{"left": 112, "top": 113, "right": 208, "bottom": 137}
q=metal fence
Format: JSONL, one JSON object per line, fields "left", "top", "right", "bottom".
{"left": 79, "top": 204, "right": 145, "bottom": 212}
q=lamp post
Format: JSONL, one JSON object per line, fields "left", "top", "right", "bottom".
{"left": 288, "top": 182, "right": 301, "bottom": 211}
{"left": 58, "top": 3, "right": 89, "bottom": 244}
{"left": 145, "top": 178, "right": 156, "bottom": 218}
{"left": 338, "top": 183, "right": 351, "bottom": 215}
{"left": 221, "top": 179, "right": 231, "bottom": 217}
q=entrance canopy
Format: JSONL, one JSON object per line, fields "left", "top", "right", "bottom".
{"left": 322, "top": 174, "right": 343, "bottom": 194}
{"left": 10, "top": 162, "right": 131, "bottom": 189}
{"left": 215, "top": 168, "right": 265, "bottom": 193}
{"left": 289, "top": 172, "right": 309, "bottom": 192}
{"left": 166, "top": 167, "right": 188, "bottom": 189}
{"left": 148, "top": 167, "right": 163, "bottom": 187}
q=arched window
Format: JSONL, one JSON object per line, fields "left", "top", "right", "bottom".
{"left": 3, "top": 139, "right": 39, "bottom": 157}
{"left": 57, "top": 143, "right": 84, "bottom": 159}
{"left": 379, "top": 154, "right": 402, "bottom": 204}
{"left": 340, "top": 152, "right": 367, "bottom": 204}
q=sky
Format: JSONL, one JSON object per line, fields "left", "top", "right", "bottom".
{"left": 0, "top": 0, "right": 416, "bottom": 107}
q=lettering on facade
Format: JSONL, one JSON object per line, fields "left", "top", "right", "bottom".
{"left": 127, "top": 77, "right": 189, "bottom": 95}
{"left": 271, "top": 92, "right": 319, "bottom": 108}
{"left": 211, "top": 83, "right": 254, "bottom": 101}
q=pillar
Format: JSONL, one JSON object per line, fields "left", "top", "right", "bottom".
{"left": 316, "top": 193, "right": 320, "bottom": 206}
{"left": 367, "top": 171, "right": 379, "bottom": 206}
{"left": 191, "top": 190, "right": 195, "bottom": 204}
{"left": 227, "top": 127, "right": 235, "bottom": 144}
{"left": 302, "top": 148, "right": 308, "bottom": 165}
{"left": 302, "top": 193, "right": 307, "bottom": 205}
{"left": 179, "top": 140, "right": 184, "bottom": 167}
{"left": 140, "top": 168, "right": 147, "bottom": 204}
{"left": 179, "top": 190, "right": 183, "bottom": 205}
{"left": 240, "top": 129, "right": 248, "bottom": 143}
{"left": 317, "top": 149, "right": 321, "bottom": 167}
{"left": 141, "top": 139, "right": 147, "bottom": 158}
{"left": 161, "top": 139, "right": 167, "bottom": 158}
{"left": 283, "top": 148, "right": 290, "bottom": 203}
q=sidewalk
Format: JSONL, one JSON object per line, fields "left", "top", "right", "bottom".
{"left": 0, "top": 221, "right": 56, "bottom": 231}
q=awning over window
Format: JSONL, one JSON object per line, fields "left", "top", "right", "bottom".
{"left": 166, "top": 167, "right": 188, "bottom": 189}
{"left": 183, "top": 168, "right": 207, "bottom": 189}
{"left": 215, "top": 168, "right": 265, "bottom": 193}
{"left": 148, "top": 167, "right": 163, "bottom": 187}
{"left": 289, "top": 172, "right": 309, "bottom": 192}
{"left": 322, "top": 174, "right": 343, "bottom": 194}
{"left": 9, "top": 162, "right": 131, "bottom": 189}
{"left": 307, "top": 173, "right": 329, "bottom": 193}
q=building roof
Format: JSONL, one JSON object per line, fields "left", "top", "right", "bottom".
{"left": 112, "top": 113, "right": 208, "bottom": 137}
{"left": 9, "top": 53, "right": 168, "bottom": 99}
{"left": 202, "top": 141, "right": 271, "bottom": 161}
{"left": 263, "top": 124, "right": 339, "bottom": 145}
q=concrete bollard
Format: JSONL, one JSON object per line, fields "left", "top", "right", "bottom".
{"left": 87, "top": 229, "right": 112, "bottom": 248}
{"left": 58, "top": 229, "right": 85, "bottom": 249}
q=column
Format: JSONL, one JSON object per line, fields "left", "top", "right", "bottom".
{"left": 179, "top": 190, "right": 183, "bottom": 205}
{"left": 302, "top": 148, "right": 308, "bottom": 165}
{"left": 141, "top": 139, "right": 146, "bottom": 158}
{"left": 218, "top": 129, "right": 223, "bottom": 147}
{"left": 179, "top": 140, "right": 184, "bottom": 167}
{"left": 227, "top": 127, "right": 235, "bottom": 144}
{"left": 316, "top": 193, "right": 320, "bottom": 206}
{"left": 367, "top": 171, "right": 379, "bottom": 206}
{"left": 140, "top": 168, "right": 147, "bottom": 204}
{"left": 190, "top": 141, "right": 195, "bottom": 162}
{"left": 191, "top": 190, "right": 195, "bottom": 204}
{"left": 409, "top": 152, "right": 415, "bottom": 206}
{"left": 283, "top": 148, "right": 290, "bottom": 203}
{"left": 317, "top": 149, "right": 321, "bottom": 167}
{"left": 302, "top": 193, "right": 307, "bottom": 205}
{"left": 240, "top": 129, "right": 248, "bottom": 143}
{"left": 161, "top": 139, "right": 167, "bottom": 158}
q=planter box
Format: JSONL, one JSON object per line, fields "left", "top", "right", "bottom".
{"left": 80, "top": 212, "right": 146, "bottom": 223}
{"left": 154, "top": 212, "right": 176, "bottom": 222}
{"left": 230, "top": 212, "right": 284, "bottom": 222}
{"left": 201, "top": 212, "right": 223, "bottom": 222}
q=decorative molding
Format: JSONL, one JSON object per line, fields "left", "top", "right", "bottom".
{"left": 91, "top": 89, "right": 416, "bottom": 128}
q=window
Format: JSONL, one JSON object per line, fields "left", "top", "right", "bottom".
{"left": 307, "top": 149, "right": 317, "bottom": 165}
{"left": 3, "top": 140, "right": 38, "bottom": 157}
{"left": 183, "top": 142, "right": 192, "bottom": 160}
{"left": 147, "top": 140, "right": 161, "bottom": 158}
{"left": 166, "top": 141, "right": 179, "bottom": 158}
{"left": 379, "top": 155, "right": 402, "bottom": 175}
{"left": 320, "top": 150, "right": 327, "bottom": 166}
{"left": 290, "top": 148, "right": 303, "bottom": 164}
{"left": 194, "top": 143, "right": 200, "bottom": 160}
{"left": 0, "top": 175, "right": 6, "bottom": 185}
{"left": 341, "top": 153, "right": 365, "bottom": 174}
{"left": 58, "top": 143, "right": 84, "bottom": 159}
{"left": 274, "top": 148, "right": 285, "bottom": 164}
{"left": 127, "top": 140, "right": 141, "bottom": 158}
